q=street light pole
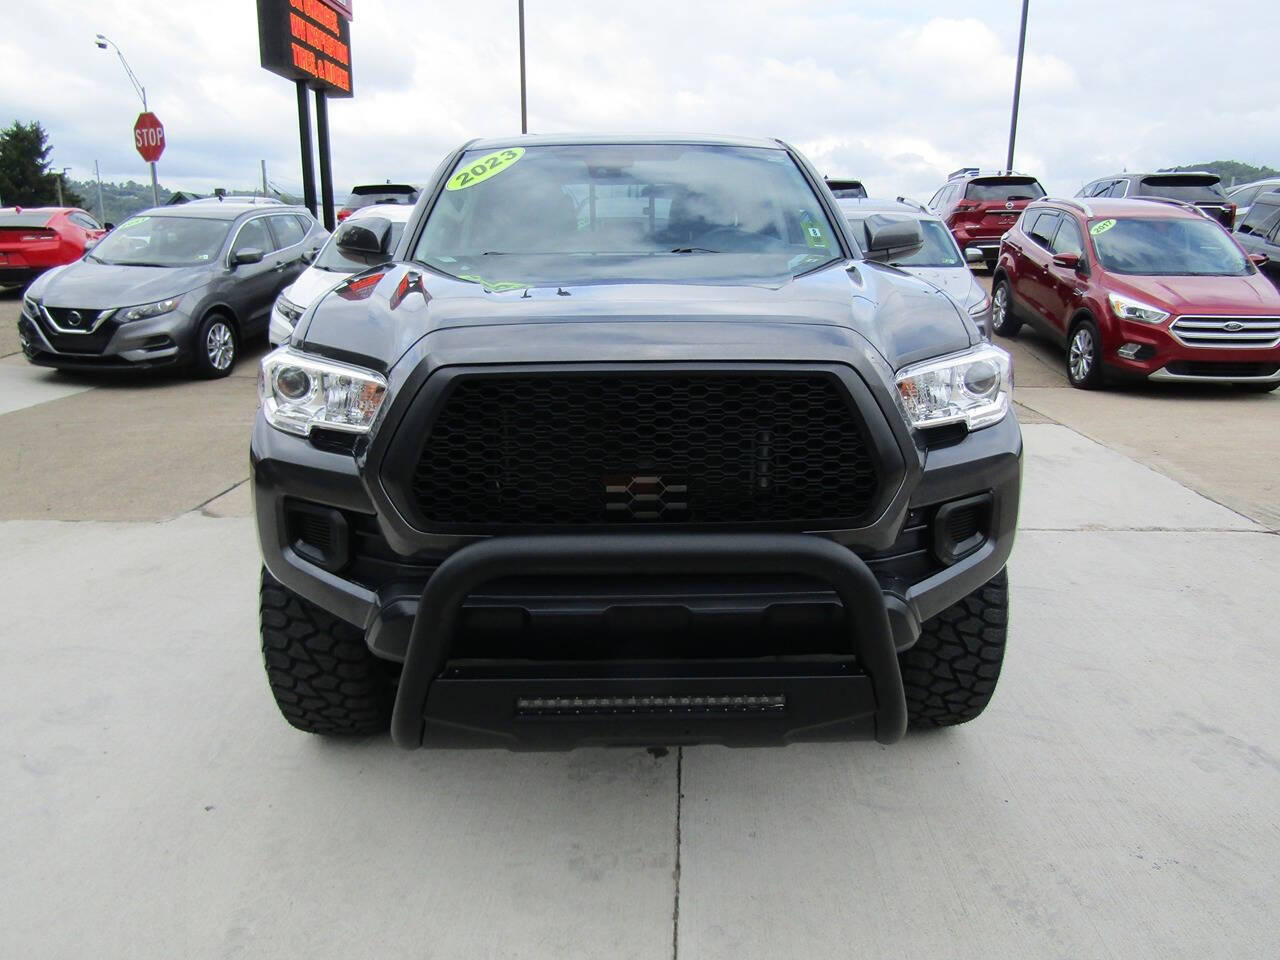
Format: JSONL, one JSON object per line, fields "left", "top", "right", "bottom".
{"left": 95, "top": 33, "right": 159, "bottom": 206}
{"left": 1005, "top": 0, "right": 1030, "bottom": 173}
{"left": 518, "top": 0, "right": 527, "bottom": 134}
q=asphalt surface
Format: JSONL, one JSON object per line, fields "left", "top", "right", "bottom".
{"left": 2, "top": 280, "right": 1278, "bottom": 958}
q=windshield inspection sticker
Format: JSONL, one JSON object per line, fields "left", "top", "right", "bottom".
{"left": 801, "top": 215, "right": 829, "bottom": 248}
{"left": 1090, "top": 218, "right": 1117, "bottom": 236}
{"left": 446, "top": 148, "right": 526, "bottom": 191}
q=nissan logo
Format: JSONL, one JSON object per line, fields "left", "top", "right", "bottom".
{"left": 65, "top": 310, "right": 84, "bottom": 328}
{"left": 1005, "top": 200, "right": 1015, "bottom": 210}
{"left": 1223, "top": 321, "right": 1245, "bottom": 332}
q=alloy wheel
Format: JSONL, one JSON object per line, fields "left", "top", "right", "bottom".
{"left": 206, "top": 320, "right": 235, "bottom": 371}
{"left": 1069, "top": 327, "right": 1094, "bottom": 383}
{"left": 992, "top": 285, "right": 1008, "bottom": 330}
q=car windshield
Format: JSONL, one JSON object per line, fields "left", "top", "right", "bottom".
{"left": 414, "top": 143, "right": 843, "bottom": 288}
{"left": 90, "top": 215, "right": 230, "bottom": 267}
{"left": 1090, "top": 217, "right": 1250, "bottom": 276}
{"left": 1136, "top": 177, "right": 1226, "bottom": 202}
{"left": 313, "top": 220, "right": 407, "bottom": 271}
{"left": 844, "top": 216, "right": 961, "bottom": 268}
{"left": 965, "top": 178, "right": 1046, "bottom": 203}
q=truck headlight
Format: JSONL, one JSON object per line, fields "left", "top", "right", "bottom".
{"left": 259, "top": 346, "right": 387, "bottom": 436}
{"left": 1107, "top": 293, "right": 1168, "bottom": 324}
{"left": 895, "top": 343, "right": 1012, "bottom": 431}
{"left": 119, "top": 296, "right": 181, "bottom": 322}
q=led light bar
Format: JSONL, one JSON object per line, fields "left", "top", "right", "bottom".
{"left": 515, "top": 694, "right": 786, "bottom": 716}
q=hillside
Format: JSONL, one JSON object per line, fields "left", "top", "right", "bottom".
{"left": 66, "top": 179, "right": 301, "bottom": 225}
{"left": 1160, "top": 161, "right": 1280, "bottom": 187}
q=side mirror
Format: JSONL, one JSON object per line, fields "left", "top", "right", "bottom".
{"left": 232, "top": 247, "right": 265, "bottom": 266}
{"left": 965, "top": 247, "right": 985, "bottom": 264}
{"left": 336, "top": 217, "right": 392, "bottom": 260}
{"left": 1249, "top": 253, "right": 1269, "bottom": 267}
{"left": 1052, "top": 251, "right": 1083, "bottom": 271}
{"left": 862, "top": 214, "right": 924, "bottom": 262}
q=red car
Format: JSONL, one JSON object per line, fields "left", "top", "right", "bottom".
{"left": 0, "top": 207, "right": 108, "bottom": 286}
{"left": 991, "top": 198, "right": 1280, "bottom": 392}
{"left": 929, "top": 168, "right": 1046, "bottom": 271}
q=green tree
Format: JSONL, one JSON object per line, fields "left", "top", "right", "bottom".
{"left": 0, "top": 120, "right": 84, "bottom": 208}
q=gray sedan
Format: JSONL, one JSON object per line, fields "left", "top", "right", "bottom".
{"left": 18, "top": 203, "right": 327, "bottom": 377}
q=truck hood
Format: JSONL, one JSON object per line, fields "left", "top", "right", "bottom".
{"left": 1108, "top": 271, "right": 1280, "bottom": 315}
{"left": 28, "top": 257, "right": 210, "bottom": 310}
{"left": 298, "top": 260, "right": 974, "bottom": 375}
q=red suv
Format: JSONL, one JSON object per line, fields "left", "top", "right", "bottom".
{"left": 929, "top": 169, "right": 1046, "bottom": 271}
{"left": 991, "top": 198, "right": 1280, "bottom": 392}
{"left": 0, "top": 207, "right": 108, "bottom": 286}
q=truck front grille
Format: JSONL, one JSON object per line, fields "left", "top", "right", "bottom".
{"left": 1170, "top": 316, "right": 1280, "bottom": 350}
{"left": 409, "top": 372, "right": 881, "bottom": 528}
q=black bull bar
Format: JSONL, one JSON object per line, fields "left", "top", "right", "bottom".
{"left": 390, "top": 533, "right": 909, "bottom": 749}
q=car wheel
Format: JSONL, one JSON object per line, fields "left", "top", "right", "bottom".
{"left": 990, "top": 279, "right": 1021, "bottom": 337}
{"left": 194, "top": 313, "right": 237, "bottom": 379}
{"left": 1067, "top": 318, "right": 1105, "bottom": 390}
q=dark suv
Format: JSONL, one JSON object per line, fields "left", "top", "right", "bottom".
{"left": 991, "top": 197, "right": 1280, "bottom": 391}
{"left": 929, "top": 168, "right": 1046, "bottom": 271}
{"left": 253, "top": 134, "right": 1021, "bottom": 750}
{"left": 1075, "top": 172, "right": 1235, "bottom": 228}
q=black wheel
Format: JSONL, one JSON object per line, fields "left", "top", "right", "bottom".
{"left": 1235, "top": 380, "right": 1279, "bottom": 394}
{"left": 260, "top": 568, "right": 393, "bottom": 736}
{"left": 990, "top": 278, "right": 1021, "bottom": 337}
{"left": 1067, "top": 317, "right": 1105, "bottom": 389}
{"left": 193, "top": 312, "right": 237, "bottom": 379}
{"left": 900, "top": 568, "right": 1008, "bottom": 728}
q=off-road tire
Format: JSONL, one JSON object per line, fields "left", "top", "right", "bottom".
{"left": 899, "top": 568, "right": 1008, "bottom": 728}
{"left": 260, "top": 568, "right": 393, "bottom": 735}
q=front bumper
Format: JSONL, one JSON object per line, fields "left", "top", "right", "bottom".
{"left": 18, "top": 305, "right": 195, "bottom": 369}
{"left": 251, "top": 400, "right": 1022, "bottom": 747}
{"left": 1101, "top": 316, "right": 1280, "bottom": 384}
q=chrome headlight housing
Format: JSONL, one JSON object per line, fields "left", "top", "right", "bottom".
{"left": 258, "top": 346, "right": 387, "bottom": 437}
{"left": 895, "top": 343, "right": 1012, "bottom": 431}
{"left": 1108, "top": 293, "right": 1168, "bottom": 324}
{"left": 119, "top": 296, "right": 182, "bottom": 322}
{"left": 275, "top": 295, "right": 304, "bottom": 324}
{"left": 21, "top": 293, "right": 41, "bottom": 320}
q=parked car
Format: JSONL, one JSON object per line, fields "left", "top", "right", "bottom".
{"left": 269, "top": 204, "right": 412, "bottom": 345}
{"left": 18, "top": 203, "right": 326, "bottom": 377}
{"left": 1233, "top": 189, "right": 1280, "bottom": 286}
{"left": 825, "top": 178, "right": 868, "bottom": 199}
{"left": 1075, "top": 172, "right": 1235, "bottom": 229}
{"left": 838, "top": 196, "right": 991, "bottom": 336}
{"left": 991, "top": 197, "right": 1280, "bottom": 391}
{"left": 1227, "top": 178, "right": 1280, "bottom": 228}
{"left": 1, "top": 207, "right": 108, "bottom": 287}
{"left": 928, "top": 168, "right": 1046, "bottom": 271}
{"left": 253, "top": 133, "right": 1021, "bottom": 748}
{"left": 188, "top": 195, "right": 284, "bottom": 206}
{"left": 336, "top": 182, "right": 420, "bottom": 222}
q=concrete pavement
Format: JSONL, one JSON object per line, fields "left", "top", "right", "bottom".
{"left": 3, "top": 424, "right": 1278, "bottom": 959}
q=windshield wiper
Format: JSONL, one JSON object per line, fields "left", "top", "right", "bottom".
{"left": 670, "top": 246, "right": 719, "bottom": 254}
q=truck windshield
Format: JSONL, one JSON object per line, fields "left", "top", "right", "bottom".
{"left": 1090, "top": 218, "right": 1249, "bottom": 276}
{"left": 413, "top": 143, "right": 843, "bottom": 288}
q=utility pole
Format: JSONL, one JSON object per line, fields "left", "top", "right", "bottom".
{"left": 518, "top": 0, "right": 527, "bottom": 134}
{"left": 94, "top": 160, "right": 106, "bottom": 223}
{"left": 56, "top": 171, "right": 65, "bottom": 207}
{"left": 1006, "top": 0, "right": 1030, "bottom": 173}
{"left": 261, "top": 159, "right": 269, "bottom": 197}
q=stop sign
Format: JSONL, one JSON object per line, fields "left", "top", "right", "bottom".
{"left": 134, "top": 112, "right": 165, "bottom": 163}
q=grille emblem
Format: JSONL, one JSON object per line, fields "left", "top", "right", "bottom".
{"left": 1223, "top": 321, "right": 1245, "bottom": 332}
{"left": 65, "top": 310, "right": 84, "bottom": 327}
{"left": 1004, "top": 200, "right": 1015, "bottom": 209}
{"left": 604, "top": 474, "right": 689, "bottom": 521}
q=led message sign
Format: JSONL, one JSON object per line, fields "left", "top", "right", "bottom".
{"left": 257, "top": 0, "right": 354, "bottom": 97}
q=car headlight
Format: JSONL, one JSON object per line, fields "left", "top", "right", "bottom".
{"left": 258, "top": 346, "right": 387, "bottom": 437}
{"left": 21, "top": 294, "right": 41, "bottom": 320}
{"left": 119, "top": 296, "right": 182, "bottom": 322}
{"left": 895, "top": 343, "right": 1012, "bottom": 431}
{"left": 1107, "top": 293, "right": 1168, "bottom": 324}
{"left": 967, "top": 292, "right": 991, "bottom": 316}
{"left": 275, "top": 296, "right": 304, "bottom": 323}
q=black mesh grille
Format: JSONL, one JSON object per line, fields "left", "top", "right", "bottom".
{"left": 409, "top": 373, "right": 880, "bottom": 527}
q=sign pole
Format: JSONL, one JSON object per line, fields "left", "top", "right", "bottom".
{"left": 296, "top": 80, "right": 317, "bottom": 216}
{"left": 518, "top": 0, "right": 527, "bottom": 133}
{"left": 315, "top": 90, "right": 335, "bottom": 230}
{"left": 1006, "top": 0, "right": 1030, "bottom": 173}
{"left": 150, "top": 161, "right": 159, "bottom": 206}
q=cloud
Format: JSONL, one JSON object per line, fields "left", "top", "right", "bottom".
{"left": 2, "top": 0, "right": 1275, "bottom": 203}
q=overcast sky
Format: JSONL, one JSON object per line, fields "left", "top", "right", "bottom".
{"left": 4, "top": 0, "right": 1277, "bottom": 204}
